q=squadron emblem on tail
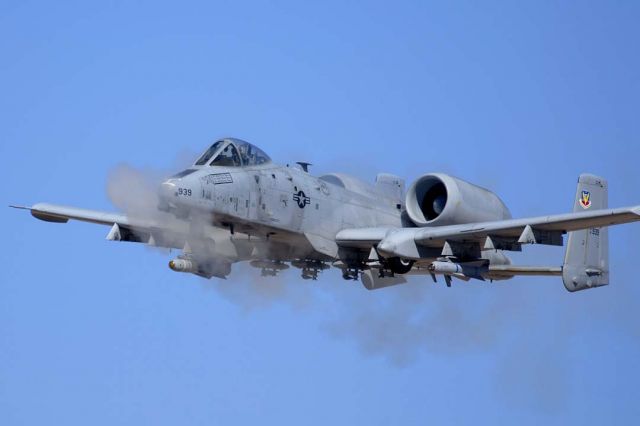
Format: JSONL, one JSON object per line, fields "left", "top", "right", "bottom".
{"left": 580, "top": 190, "right": 592, "bottom": 209}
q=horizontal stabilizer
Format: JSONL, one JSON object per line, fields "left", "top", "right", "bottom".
{"left": 487, "top": 265, "right": 563, "bottom": 280}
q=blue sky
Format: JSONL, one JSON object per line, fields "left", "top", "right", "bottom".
{"left": 1, "top": 1, "right": 639, "bottom": 424}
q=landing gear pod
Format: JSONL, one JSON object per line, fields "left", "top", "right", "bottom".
{"left": 360, "top": 269, "right": 407, "bottom": 290}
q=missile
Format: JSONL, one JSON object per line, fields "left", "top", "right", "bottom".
{"left": 169, "top": 258, "right": 198, "bottom": 273}
{"left": 428, "top": 261, "right": 486, "bottom": 283}
{"left": 428, "top": 261, "right": 466, "bottom": 287}
{"left": 428, "top": 261, "right": 463, "bottom": 275}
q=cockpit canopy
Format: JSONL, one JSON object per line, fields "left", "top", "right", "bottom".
{"left": 194, "top": 138, "right": 271, "bottom": 167}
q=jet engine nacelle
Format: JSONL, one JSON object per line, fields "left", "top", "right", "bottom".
{"left": 405, "top": 173, "right": 511, "bottom": 226}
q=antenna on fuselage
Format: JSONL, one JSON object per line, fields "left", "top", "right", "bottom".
{"left": 296, "top": 162, "right": 312, "bottom": 173}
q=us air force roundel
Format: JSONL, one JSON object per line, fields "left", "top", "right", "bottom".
{"left": 293, "top": 190, "right": 310, "bottom": 208}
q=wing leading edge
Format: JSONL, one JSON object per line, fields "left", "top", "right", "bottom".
{"left": 12, "top": 203, "right": 130, "bottom": 226}
{"left": 11, "top": 203, "right": 191, "bottom": 248}
{"left": 336, "top": 205, "right": 640, "bottom": 259}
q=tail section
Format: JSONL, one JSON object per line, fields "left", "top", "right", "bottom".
{"left": 562, "top": 174, "right": 609, "bottom": 292}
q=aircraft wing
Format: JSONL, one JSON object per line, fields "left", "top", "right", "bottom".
{"left": 12, "top": 203, "right": 130, "bottom": 226}
{"left": 11, "top": 202, "right": 312, "bottom": 260}
{"left": 335, "top": 205, "right": 640, "bottom": 259}
{"left": 11, "top": 202, "right": 190, "bottom": 248}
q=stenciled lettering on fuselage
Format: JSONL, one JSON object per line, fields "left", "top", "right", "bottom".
{"left": 202, "top": 173, "right": 233, "bottom": 185}
{"left": 293, "top": 190, "right": 310, "bottom": 209}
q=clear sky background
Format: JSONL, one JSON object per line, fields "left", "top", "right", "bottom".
{"left": 1, "top": 1, "right": 639, "bottom": 424}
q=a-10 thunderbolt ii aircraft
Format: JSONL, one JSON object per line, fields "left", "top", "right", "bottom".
{"left": 12, "top": 137, "right": 640, "bottom": 291}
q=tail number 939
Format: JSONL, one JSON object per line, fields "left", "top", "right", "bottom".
{"left": 178, "top": 188, "right": 192, "bottom": 197}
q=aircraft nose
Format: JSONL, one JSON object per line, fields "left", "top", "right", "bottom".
{"left": 158, "top": 179, "right": 177, "bottom": 211}
{"left": 161, "top": 179, "right": 176, "bottom": 194}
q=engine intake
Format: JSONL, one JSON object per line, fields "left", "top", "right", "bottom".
{"left": 405, "top": 173, "right": 511, "bottom": 226}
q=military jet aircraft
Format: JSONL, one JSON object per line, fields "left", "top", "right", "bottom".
{"left": 11, "top": 137, "right": 640, "bottom": 291}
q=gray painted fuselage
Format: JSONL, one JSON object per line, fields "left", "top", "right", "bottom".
{"left": 161, "top": 161, "right": 402, "bottom": 262}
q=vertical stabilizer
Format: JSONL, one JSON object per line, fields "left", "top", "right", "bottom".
{"left": 563, "top": 174, "right": 609, "bottom": 292}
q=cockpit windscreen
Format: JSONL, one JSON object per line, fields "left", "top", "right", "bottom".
{"left": 194, "top": 139, "right": 271, "bottom": 167}
{"left": 195, "top": 140, "right": 224, "bottom": 166}
{"left": 235, "top": 140, "right": 271, "bottom": 166}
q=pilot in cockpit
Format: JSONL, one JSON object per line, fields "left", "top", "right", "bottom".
{"left": 211, "top": 144, "right": 241, "bottom": 167}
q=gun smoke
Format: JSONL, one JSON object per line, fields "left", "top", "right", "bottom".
{"left": 105, "top": 162, "right": 640, "bottom": 415}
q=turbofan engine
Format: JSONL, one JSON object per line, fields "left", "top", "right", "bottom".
{"left": 405, "top": 173, "right": 512, "bottom": 226}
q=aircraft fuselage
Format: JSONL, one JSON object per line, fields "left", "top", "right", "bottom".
{"left": 160, "top": 163, "right": 402, "bottom": 263}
